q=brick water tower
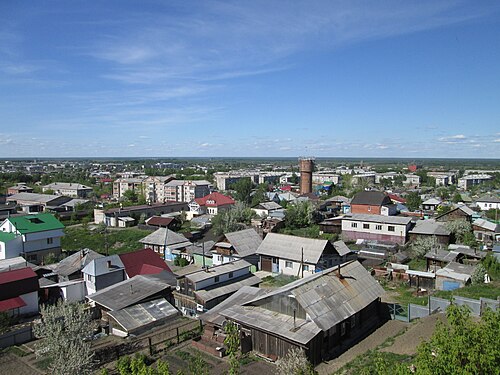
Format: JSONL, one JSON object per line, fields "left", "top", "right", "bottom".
{"left": 299, "top": 157, "right": 315, "bottom": 194}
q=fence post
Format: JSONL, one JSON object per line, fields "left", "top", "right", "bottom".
{"left": 407, "top": 303, "right": 410, "bottom": 322}
{"left": 428, "top": 295, "right": 431, "bottom": 314}
{"left": 176, "top": 327, "right": 180, "bottom": 344}
{"left": 148, "top": 337, "right": 153, "bottom": 356}
{"left": 199, "top": 319, "right": 203, "bottom": 333}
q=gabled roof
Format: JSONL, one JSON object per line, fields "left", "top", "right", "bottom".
{"left": 0, "top": 267, "right": 38, "bottom": 300}
{"left": 424, "top": 249, "right": 457, "bottom": 263}
{"left": 145, "top": 216, "right": 176, "bottom": 227}
{"left": 55, "top": 249, "right": 104, "bottom": 277}
{"left": 7, "top": 192, "right": 68, "bottom": 204}
{"left": 185, "top": 259, "right": 252, "bottom": 284}
{"left": 252, "top": 201, "right": 282, "bottom": 211}
{"left": 119, "top": 248, "right": 172, "bottom": 278}
{"left": 422, "top": 198, "right": 442, "bottom": 205}
{"left": 194, "top": 192, "right": 235, "bottom": 207}
{"left": 0, "top": 257, "right": 34, "bottom": 273}
{"left": 256, "top": 233, "right": 332, "bottom": 264}
{"left": 0, "top": 267, "right": 37, "bottom": 285}
{"left": 43, "top": 182, "right": 92, "bottom": 190}
{"left": 7, "top": 213, "right": 64, "bottom": 234}
{"left": 436, "top": 262, "right": 476, "bottom": 282}
{"left": 333, "top": 240, "right": 352, "bottom": 256}
{"left": 387, "top": 194, "right": 406, "bottom": 204}
{"left": 351, "top": 191, "right": 392, "bottom": 206}
{"left": 476, "top": 194, "right": 500, "bottom": 203}
{"left": 222, "top": 261, "right": 384, "bottom": 344}
{"left": 473, "top": 218, "right": 500, "bottom": 232}
{"left": 139, "top": 228, "right": 191, "bottom": 247}
{"left": 223, "top": 228, "right": 262, "bottom": 258}
{"left": 409, "top": 220, "right": 451, "bottom": 236}
{"left": 435, "top": 204, "right": 474, "bottom": 219}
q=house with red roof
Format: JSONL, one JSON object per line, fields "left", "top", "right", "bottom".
{"left": 0, "top": 267, "right": 39, "bottom": 316}
{"left": 119, "top": 248, "right": 172, "bottom": 278}
{"left": 188, "top": 192, "right": 235, "bottom": 217}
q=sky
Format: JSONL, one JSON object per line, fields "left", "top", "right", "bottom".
{"left": 1, "top": 0, "right": 500, "bottom": 158}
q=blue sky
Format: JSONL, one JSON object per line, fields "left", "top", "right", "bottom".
{"left": 1, "top": 1, "right": 500, "bottom": 158}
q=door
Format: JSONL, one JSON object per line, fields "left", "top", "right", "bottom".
{"left": 261, "top": 256, "right": 272, "bottom": 272}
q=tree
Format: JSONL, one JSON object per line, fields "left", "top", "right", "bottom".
{"left": 224, "top": 321, "right": 241, "bottom": 375}
{"left": 410, "top": 305, "right": 500, "bottom": 375}
{"left": 276, "top": 348, "right": 317, "bottom": 375}
{"left": 117, "top": 354, "right": 172, "bottom": 375}
{"left": 445, "top": 220, "right": 474, "bottom": 245}
{"left": 123, "top": 189, "right": 139, "bottom": 203}
{"left": 485, "top": 208, "right": 498, "bottom": 221}
{"left": 436, "top": 187, "right": 450, "bottom": 201}
{"left": 284, "top": 201, "right": 319, "bottom": 229}
{"left": 251, "top": 183, "right": 269, "bottom": 207}
{"left": 452, "top": 192, "right": 463, "bottom": 203}
{"left": 410, "top": 236, "right": 440, "bottom": 259}
{"left": 471, "top": 264, "right": 486, "bottom": 284}
{"left": 231, "top": 178, "right": 254, "bottom": 205}
{"left": 406, "top": 192, "right": 422, "bottom": 211}
{"left": 211, "top": 203, "right": 255, "bottom": 235}
{"left": 33, "top": 301, "right": 95, "bottom": 375}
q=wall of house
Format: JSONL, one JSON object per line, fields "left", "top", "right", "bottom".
{"left": 435, "top": 276, "right": 468, "bottom": 291}
{"left": 62, "top": 281, "right": 86, "bottom": 302}
{"left": 477, "top": 201, "right": 500, "bottom": 211}
{"left": 350, "top": 204, "right": 382, "bottom": 215}
{"left": 342, "top": 230, "right": 406, "bottom": 245}
{"left": 409, "top": 233, "right": 449, "bottom": 245}
{"left": 192, "top": 254, "right": 213, "bottom": 267}
{"left": 0, "top": 236, "right": 23, "bottom": 260}
{"left": 341, "top": 219, "right": 408, "bottom": 245}
{"left": 19, "top": 291, "right": 38, "bottom": 315}
{"left": 94, "top": 270, "right": 126, "bottom": 292}
{"left": 194, "top": 266, "right": 250, "bottom": 290}
{"left": 277, "top": 258, "right": 316, "bottom": 277}
{"left": 22, "top": 230, "right": 63, "bottom": 253}
{"left": 435, "top": 210, "right": 470, "bottom": 223}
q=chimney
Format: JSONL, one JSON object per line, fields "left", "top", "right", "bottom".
{"left": 107, "top": 260, "right": 112, "bottom": 269}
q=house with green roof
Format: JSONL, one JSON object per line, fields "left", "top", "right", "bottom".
{"left": 0, "top": 213, "right": 65, "bottom": 264}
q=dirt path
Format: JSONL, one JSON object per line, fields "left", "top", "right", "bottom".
{"left": 316, "top": 320, "right": 409, "bottom": 375}
{"left": 380, "top": 313, "right": 445, "bottom": 356}
{"left": 0, "top": 352, "right": 43, "bottom": 375}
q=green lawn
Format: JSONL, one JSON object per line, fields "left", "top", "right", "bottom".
{"left": 260, "top": 274, "right": 299, "bottom": 287}
{"left": 61, "top": 227, "right": 151, "bottom": 255}
{"left": 433, "top": 282, "right": 500, "bottom": 301}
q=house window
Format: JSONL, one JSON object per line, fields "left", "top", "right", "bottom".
{"left": 285, "top": 261, "right": 293, "bottom": 268}
{"left": 229, "top": 272, "right": 233, "bottom": 278}
{"left": 214, "top": 276, "right": 219, "bottom": 283}
{"left": 302, "top": 265, "right": 309, "bottom": 272}
{"left": 351, "top": 222, "right": 357, "bottom": 228}
{"left": 388, "top": 226, "right": 395, "bottom": 232}
{"left": 47, "top": 238, "right": 53, "bottom": 245}
{"left": 363, "top": 223, "right": 369, "bottom": 229}
{"left": 375, "top": 225, "right": 382, "bottom": 230}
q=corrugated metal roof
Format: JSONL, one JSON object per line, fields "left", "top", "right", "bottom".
{"left": 82, "top": 255, "right": 124, "bottom": 276}
{"left": 436, "top": 262, "right": 476, "bottom": 282}
{"left": 87, "top": 274, "right": 171, "bottom": 311}
{"left": 55, "top": 249, "right": 104, "bottom": 277}
{"left": 409, "top": 220, "right": 451, "bottom": 236}
{"left": 222, "top": 261, "right": 384, "bottom": 344}
{"left": 333, "top": 240, "right": 351, "bottom": 256}
{"left": 344, "top": 214, "right": 412, "bottom": 225}
{"left": 224, "top": 228, "right": 262, "bottom": 258}
{"left": 424, "top": 249, "right": 458, "bottom": 262}
{"left": 186, "top": 260, "right": 252, "bottom": 283}
{"left": 107, "top": 298, "right": 178, "bottom": 333}
{"left": 256, "top": 233, "right": 330, "bottom": 264}
{"left": 196, "top": 274, "right": 261, "bottom": 303}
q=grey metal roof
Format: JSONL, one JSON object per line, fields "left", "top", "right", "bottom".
{"left": 344, "top": 214, "right": 412, "bottom": 225}
{"left": 7, "top": 192, "right": 69, "bottom": 204}
{"left": 107, "top": 298, "right": 178, "bottom": 333}
{"left": 0, "top": 257, "right": 35, "bottom": 272}
{"left": 351, "top": 191, "right": 391, "bottom": 206}
{"left": 473, "top": 218, "right": 500, "bottom": 232}
{"left": 333, "top": 240, "right": 351, "bottom": 256}
{"left": 196, "top": 274, "right": 261, "bottom": 303}
{"left": 43, "top": 182, "right": 92, "bottom": 190}
{"left": 409, "top": 220, "right": 451, "bottom": 236}
{"left": 424, "top": 249, "right": 458, "bottom": 262}
{"left": 201, "top": 286, "right": 267, "bottom": 326}
{"left": 256, "top": 233, "right": 331, "bottom": 264}
{"left": 87, "top": 274, "right": 171, "bottom": 311}
{"left": 186, "top": 241, "right": 215, "bottom": 256}
{"left": 422, "top": 198, "right": 442, "bottom": 205}
{"left": 139, "top": 228, "right": 190, "bottom": 246}
{"left": 222, "top": 260, "right": 383, "bottom": 345}
{"left": 253, "top": 201, "right": 282, "bottom": 211}
{"left": 81, "top": 255, "right": 124, "bottom": 277}
{"left": 436, "top": 262, "right": 476, "bottom": 282}
{"left": 477, "top": 194, "right": 500, "bottom": 203}
{"left": 186, "top": 260, "right": 252, "bottom": 283}
{"left": 55, "top": 249, "right": 103, "bottom": 277}
{"left": 224, "top": 228, "right": 262, "bottom": 258}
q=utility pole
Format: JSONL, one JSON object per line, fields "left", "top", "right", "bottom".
{"left": 301, "top": 247, "right": 304, "bottom": 278}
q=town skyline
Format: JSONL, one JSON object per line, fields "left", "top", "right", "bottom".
{"left": 1, "top": 1, "right": 500, "bottom": 158}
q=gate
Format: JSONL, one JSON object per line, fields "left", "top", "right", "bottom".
{"left": 388, "top": 303, "right": 409, "bottom": 322}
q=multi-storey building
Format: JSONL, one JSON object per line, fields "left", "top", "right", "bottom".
{"left": 164, "top": 180, "right": 211, "bottom": 202}
{"left": 113, "top": 177, "right": 145, "bottom": 199}
{"left": 42, "top": 182, "right": 93, "bottom": 198}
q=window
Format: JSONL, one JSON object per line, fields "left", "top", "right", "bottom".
{"left": 363, "top": 223, "right": 369, "bottom": 229}
{"left": 214, "top": 276, "right": 219, "bottom": 283}
{"left": 388, "top": 226, "right": 395, "bottom": 232}
{"left": 302, "top": 265, "right": 309, "bottom": 272}
{"left": 229, "top": 272, "right": 233, "bottom": 278}
{"left": 351, "top": 222, "right": 357, "bottom": 228}
{"left": 375, "top": 225, "right": 382, "bottom": 230}
{"left": 47, "top": 238, "right": 53, "bottom": 245}
{"left": 285, "top": 261, "right": 293, "bottom": 268}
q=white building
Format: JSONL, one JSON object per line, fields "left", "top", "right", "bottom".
{"left": 341, "top": 214, "right": 412, "bottom": 245}
{"left": 458, "top": 174, "right": 492, "bottom": 190}
{"left": 476, "top": 195, "right": 500, "bottom": 211}
{"left": 42, "top": 182, "right": 93, "bottom": 198}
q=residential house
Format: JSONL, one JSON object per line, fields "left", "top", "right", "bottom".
{"left": 42, "top": 182, "right": 93, "bottom": 198}
{"left": 112, "top": 177, "right": 145, "bottom": 199}
{"left": 7, "top": 192, "right": 72, "bottom": 213}
{"left": 188, "top": 192, "right": 235, "bottom": 217}
{"left": 403, "top": 174, "right": 421, "bottom": 187}
{"left": 351, "top": 173, "right": 376, "bottom": 186}
{"left": 164, "top": 180, "right": 211, "bottom": 203}
{"left": 422, "top": 198, "right": 441, "bottom": 211}
{"left": 350, "top": 191, "right": 396, "bottom": 216}
{"left": 7, "top": 184, "right": 33, "bottom": 196}
{"left": 0, "top": 213, "right": 65, "bottom": 264}
{"left": 472, "top": 218, "right": 500, "bottom": 245}
{"left": 476, "top": 194, "right": 500, "bottom": 211}
{"left": 55, "top": 248, "right": 104, "bottom": 282}
{"left": 173, "top": 259, "right": 260, "bottom": 316}
{"left": 427, "top": 172, "right": 452, "bottom": 186}
{"left": 251, "top": 201, "right": 284, "bottom": 217}
{"left": 0, "top": 267, "right": 39, "bottom": 317}
{"left": 82, "top": 255, "right": 125, "bottom": 295}
{"left": 408, "top": 220, "right": 451, "bottom": 245}
{"left": 139, "top": 227, "right": 192, "bottom": 261}
{"left": 435, "top": 204, "right": 474, "bottom": 223}
{"left": 425, "top": 249, "right": 458, "bottom": 272}
{"left": 458, "top": 174, "right": 492, "bottom": 190}
{"left": 322, "top": 195, "right": 350, "bottom": 214}
{"left": 319, "top": 216, "right": 343, "bottom": 235}
{"left": 220, "top": 260, "right": 385, "bottom": 365}
{"left": 341, "top": 214, "right": 412, "bottom": 245}
{"left": 144, "top": 216, "right": 179, "bottom": 229}
{"left": 211, "top": 228, "right": 262, "bottom": 267}
{"left": 0, "top": 203, "right": 17, "bottom": 220}
{"left": 256, "top": 233, "right": 343, "bottom": 276}
{"left": 118, "top": 248, "right": 173, "bottom": 278}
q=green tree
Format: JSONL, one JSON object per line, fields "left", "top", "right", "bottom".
{"left": 485, "top": 209, "right": 498, "bottom": 221}
{"left": 452, "top": 192, "right": 463, "bottom": 203}
{"left": 123, "top": 189, "right": 139, "bottom": 203}
{"left": 276, "top": 347, "right": 317, "bottom": 375}
{"left": 231, "top": 178, "right": 254, "bottom": 205}
{"left": 472, "top": 264, "right": 487, "bottom": 284}
{"left": 211, "top": 203, "right": 255, "bottom": 236}
{"left": 445, "top": 220, "right": 474, "bottom": 245}
{"left": 224, "top": 321, "right": 241, "bottom": 375}
{"left": 406, "top": 192, "right": 422, "bottom": 211}
{"left": 33, "top": 301, "right": 95, "bottom": 375}
{"left": 410, "top": 236, "right": 440, "bottom": 259}
{"left": 251, "top": 183, "right": 269, "bottom": 207}
{"left": 411, "top": 305, "right": 500, "bottom": 375}
{"left": 284, "top": 201, "right": 318, "bottom": 229}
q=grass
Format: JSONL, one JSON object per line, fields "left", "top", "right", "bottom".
{"left": 407, "top": 258, "right": 427, "bottom": 271}
{"left": 335, "top": 350, "right": 413, "bottom": 375}
{"left": 279, "top": 225, "right": 320, "bottom": 238}
{"left": 260, "top": 274, "right": 299, "bottom": 287}
{"left": 433, "top": 281, "right": 500, "bottom": 301}
{"left": 392, "top": 284, "right": 429, "bottom": 306}
{"left": 61, "top": 227, "right": 151, "bottom": 254}
{"left": 3, "top": 345, "right": 30, "bottom": 357}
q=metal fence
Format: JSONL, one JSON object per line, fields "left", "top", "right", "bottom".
{"left": 0, "top": 324, "right": 34, "bottom": 349}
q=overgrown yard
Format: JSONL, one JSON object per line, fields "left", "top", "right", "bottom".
{"left": 61, "top": 226, "right": 151, "bottom": 254}
{"left": 260, "top": 274, "right": 299, "bottom": 288}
